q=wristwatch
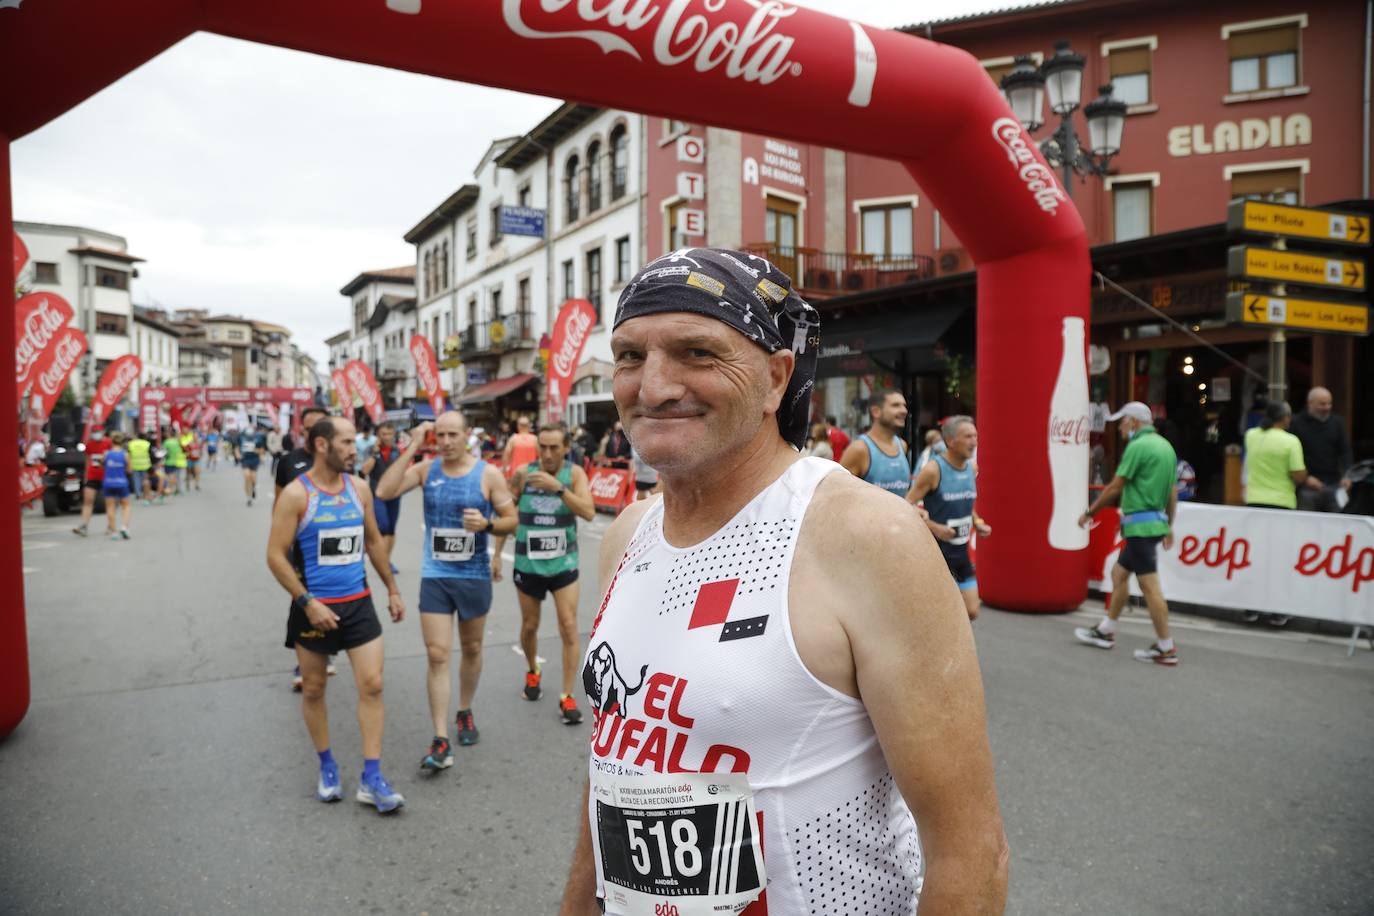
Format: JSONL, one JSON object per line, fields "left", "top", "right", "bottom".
{"left": 292, "top": 592, "right": 315, "bottom": 613}
{"left": 555, "top": 485, "right": 567, "bottom": 496}
{"left": 483, "top": 517, "right": 494, "bottom": 532}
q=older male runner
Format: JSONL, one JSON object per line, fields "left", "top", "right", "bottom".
{"left": 267, "top": 416, "right": 407, "bottom": 812}
{"left": 491, "top": 422, "right": 596, "bottom": 725}
{"left": 909, "top": 415, "right": 991, "bottom": 621}
{"left": 375, "top": 411, "right": 516, "bottom": 769}
{"left": 559, "top": 249, "right": 1007, "bottom": 915}
{"left": 841, "top": 388, "right": 912, "bottom": 497}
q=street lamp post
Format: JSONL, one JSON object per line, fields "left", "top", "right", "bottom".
{"left": 1000, "top": 41, "right": 1128, "bottom": 198}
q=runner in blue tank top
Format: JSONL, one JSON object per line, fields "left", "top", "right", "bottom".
{"left": 375, "top": 410, "right": 517, "bottom": 771}
{"left": 909, "top": 415, "right": 991, "bottom": 620}
{"left": 840, "top": 388, "right": 913, "bottom": 498}
{"left": 267, "top": 415, "right": 407, "bottom": 813}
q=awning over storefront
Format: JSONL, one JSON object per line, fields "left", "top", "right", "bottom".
{"left": 818, "top": 301, "right": 967, "bottom": 375}
{"left": 454, "top": 372, "right": 538, "bottom": 405}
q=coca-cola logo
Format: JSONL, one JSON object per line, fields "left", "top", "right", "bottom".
{"left": 992, "top": 117, "right": 1067, "bottom": 216}
{"left": 412, "top": 340, "right": 439, "bottom": 388}
{"left": 36, "top": 335, "right": 83, "bottom": 395}
{"left": 502, "top": 0, "right": 803, "bottom": 86}
{"left": 1178, "top": 527, "right": 1252, "bottom": 581}
{"left": 15, "top": 298, "right": 69, "bottom": 380}
{"left": 553, "top": 309, "right": 594, "bottom": 377}
{"left": 589, "top": 469, "right": 627, "bottom": 500}
{"left": 97, "top": 359, "right": 141, "bottom": 407}
{"left": 1047, "top": 413, "right": 1089, "bottom": 446}
{"left": 1296, "top": 535, "right": 1374, "bottom": 594}
{"left": 346, "top": 365, "right": 379, "bottom": 403}
{"left": 19, "top": 465, "right": 45, "bottom": 502}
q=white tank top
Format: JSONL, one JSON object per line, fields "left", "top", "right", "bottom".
{"left": 583, "top": 457, "right": 921, "bottom": 915}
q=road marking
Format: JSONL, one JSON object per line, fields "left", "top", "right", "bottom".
{"left": 22, "top": 541, "right": 58, "bottom": 551}
{"left": 512, "top": 645, "right": 547, "bottom": 665}
{"left": 1066, "top": 607, "right": 1362, "bottom": 649}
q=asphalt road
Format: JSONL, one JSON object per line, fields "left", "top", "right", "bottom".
{"left": 4, "top": 461, "right": 1372, "bottom": 915}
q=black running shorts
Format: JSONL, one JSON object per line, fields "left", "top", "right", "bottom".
{"left": 512, "top": 568, "right": 579, "bottom": 601}
{"left": 1117, "top": 536, "right": 1163, "bottom": 576}
{"left": 285, "top": 594, "right": 383, "bottom": 655}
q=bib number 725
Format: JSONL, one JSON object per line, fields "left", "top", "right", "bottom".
{"left": 626, "top": 817, "right": 702, "bottom": 879}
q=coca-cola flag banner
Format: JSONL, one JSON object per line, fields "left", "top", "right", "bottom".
{"left": 85, "top": 354, "right": 142, "bottom": 442}
{"left": 13, "top": 230, "right": 28, "bottom": 284}
{"left": 331, "top": 369, "right": 352, "bottom": 411}
{"left": 409, "top": 334, "right": 445, "bottom": 417}
{"left": 26, "top": 327, "right": 87, "bottom": 423}
{"left": 201, "top": 405, "right": 220, "bottom": 431}
{"left": 18, "top": 463, "right": 45, "bottom": 508}
{"left": 15, "top": 292, "right": 75, "bottom": 403}
{"left": 588, "top": 466, "right": 634, "bottom": 515}
{"left": 1091, "top": 503, "right": 1374, "bottom": 628}
{"left": 344, "top": 359, "right": 385, "bottom": 426}
{"left": 545, "top": 299, "right": 597, "bottom": 424}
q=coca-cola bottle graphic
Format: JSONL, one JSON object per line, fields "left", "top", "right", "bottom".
{"left": 1047, "top": 316, "right": 1089, "bottom": 551}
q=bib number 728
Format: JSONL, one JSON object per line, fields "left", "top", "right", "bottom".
{"left": 626, "top": 817, "right": 702, "bottom": 879}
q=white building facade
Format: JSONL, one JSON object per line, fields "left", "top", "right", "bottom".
{"left": 132, "top": 308, "right": 181, "bottom": 391}
{"left": 177, "top": 340, "right": 234, "bottom": 388}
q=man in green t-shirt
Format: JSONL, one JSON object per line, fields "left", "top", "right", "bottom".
{"left": 491, "top": 422, "right": 596, "bottom": 725}
{"left": 161, "top": 428, "right": 185, "bottom": 497}
{"left": 1075, "top": 401, "right": 1180, "bottom": 666}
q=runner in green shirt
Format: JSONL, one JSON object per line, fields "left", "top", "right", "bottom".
{"left": 491, "top": 421, "right": 596, "bottom": 725}
{"left": 161, "top": 430, "right": 185, "bottom": 497}
{"left": 1075, "top": 402, "right": 1180, "bottom": 666}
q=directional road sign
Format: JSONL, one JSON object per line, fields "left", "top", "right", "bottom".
{"left": 1226, "top": 292, "right": 1369, "bottom": 337}
{"left": 1227, "top": 245, "right": 1365, "bottom": 292}
{"left": 1228, "top": 200, "right": 1371, "bottom": 248}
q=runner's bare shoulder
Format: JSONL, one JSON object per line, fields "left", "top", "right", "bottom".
{"left": 599, "top": 496, "right": 657, "bottom": 584}
{"left": 799, "top": 471, "right": 934, "bottom": 589}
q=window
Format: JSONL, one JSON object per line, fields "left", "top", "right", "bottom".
{"left": 517, "top": 277, "right": 531, "bottom": 314}
{"left": 93, "top": 266, "right": 129, "bottom": 290}
{"left": 565, "top": 155, "right": 581, "bottom": 223}
{"left": 423, "top": 251, "right": 433, "bottom": 299}
{"left": 518, "top": 184, "right": 532, "bottom": 208}
{"left": 586, "top": 248, "right": 603, "bottom": 313}
{"left": 610, "top": 125, "right": 629, "bottom": 200}
{"left": 94, "top": 311, "right": 126, "bottom": 334}
{"left": 490, "top": 203, "right": 504, "bottom": 246}
{"left": 1228, "top": 25, "right": 1299, "bottom": 93}
{"left": 467, "top": 297, "right": 478, "bottom": 334}
{"left": 665, "top": 200, "right": 691, "bottom": 251}
{"left": 228, "top": 329, "right": 245, "bottom": 341}
{"left": 615, "top": 236, "right": 631, "bottom": 283}
{"left": 1112, "top": 182, "right": 1153, "bottom": 241}
{"left": 490, "top": 287, "right": 502, "bottom": 324}
{"left": 562, "top": 259, "right": 575, "bottom": 302}
{"left": 466, "top": 221, "right": 477, "bottom": 260}
{"left": 440, "top": 240, "right": 449, "bottom": 291}
{"left": 859, "top": 204, "right": 914, "bottom": 259}
{"left": 1230, "top": 167, "right": 1302, "bottom": 205}
{"left": 34, "top": 262, "right": 59, "bottom": 284}
{"left": 1107, "top": 44, "right": 1152, "bottom": 106}
{"left": 665, "top": 119, "right": 689, "bottom": 137}
{"left": 765, "top": 195, "right": 800, "bottom": 279}
{"left": 587, "top": 140, "right": 603, "bottom": 212}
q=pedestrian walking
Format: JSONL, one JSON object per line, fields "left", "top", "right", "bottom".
{"left": 1075, "top": 401, "right": 1180, "bottom": 665}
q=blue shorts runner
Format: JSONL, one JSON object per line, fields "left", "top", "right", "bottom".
{"left": 419, "top": 578, "right": 492, "bottom": 620}
{"left": 102, "top": 484, "right": 130, "bottom": 500}
{"left": 374, "top": 496, "right": 401, "bottom": 536}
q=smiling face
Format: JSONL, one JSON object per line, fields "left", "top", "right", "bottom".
{"left": 611, "top": 311, "right": 791, "bottom": 477}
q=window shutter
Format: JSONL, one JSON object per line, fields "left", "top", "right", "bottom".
{"left": 1228, "top": 26, "right": 1297, "bottom": 59}
{"left": 1230, "top": 168, "right": 1302, "bottom": 199}
{"left": 1109, "top": 46, "right": 1150, "bottom": 76}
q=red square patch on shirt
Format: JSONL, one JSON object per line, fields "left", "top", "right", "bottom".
{"left": 688, "top": 578, "right": 740, "bottom": 630}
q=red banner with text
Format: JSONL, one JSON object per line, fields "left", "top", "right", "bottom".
{"left": 85, "top": 354, "right": 142, "bottom": 442}
{"left": 331, "top": 369, "right": 351, "bottom": 412}
{"left": 15, "top": 292, "right": 75, "bottom": 405}
{"left": 409, "top": 334, "right": 445, "bottom": 417}
{"left": 545, "top": 299, "right": 597, "bottom": 424}
{"left": 18, "top": 462, "right": 45, "bottom": 508}
{"left": 588, "top": 465, "right": 634, "bottom": 515}
{"left": 13, "top": 230, "right": 28, "bottom": 284}
{"left": 344, "top": 359, "right": 385, "bottom": 426}
{"left": 25, "top": 327, "right": 87, "bottom": 423}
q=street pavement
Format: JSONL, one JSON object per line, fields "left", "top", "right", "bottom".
{"left": 4, "top": 460, "right": 1372, "bottom": 915}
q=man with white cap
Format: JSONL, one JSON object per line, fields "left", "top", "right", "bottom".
{"left": 1074, "top": 401, "right": 1180, "bottom": 666}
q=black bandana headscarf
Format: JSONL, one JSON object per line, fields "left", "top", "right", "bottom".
{"left": 612, "top": 248, "right": 820, "bottom": 449}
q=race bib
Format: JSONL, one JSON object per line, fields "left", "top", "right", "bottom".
{"left": 431, "top": 527, "right": 475, "bottom": 562}
{"left": 591, "top": 771, "right": 765, "bottom": 916}
{"left": 318, "top": 525, "right": 364, "bottom": 566}
{"left": 527, "top": 528, "right": 567, "bottom": 561}
{"left": 948, "top": 515, "right": 972, "bottom": 546}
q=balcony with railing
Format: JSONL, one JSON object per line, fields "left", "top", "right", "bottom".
{"left": 458, "top": 311, "right": 537, "bottom": 358}
{"left": 741, "top": 246, "right": 935, "bottom": 299}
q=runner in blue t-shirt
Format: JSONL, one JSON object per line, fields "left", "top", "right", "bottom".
{"left": 840, "top": 389, "right": 913, "bottom": 498}
{"left": 102, "top": 433, "right": 134, "bottom": 540}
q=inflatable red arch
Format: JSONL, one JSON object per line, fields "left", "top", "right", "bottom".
{"left": 0, "top": 0, "right": 1091, "bottom": 738}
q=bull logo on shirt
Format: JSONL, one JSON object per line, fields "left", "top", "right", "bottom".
{"left": 583, "top": 641, "right": 648, "bottom": 718}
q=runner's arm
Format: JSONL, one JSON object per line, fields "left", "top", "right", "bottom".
{"left": 491, "top": 468, "right": 525, "bottom": 556}
{"left": 907, "top": 459, "right": 939, "bottom": 505}
{"left": 562, "top": 465, "right": 596, "bottom": 522}
{"left": 265, "top": 484, "right": 308, "bottom": 600}
{"left": 841, "top": 493, "right": 1009, "bottom": 914}
{"left": 484, "top": 465, "right": 518, "bottom": 536}
{"left": 559, "top": 780, "right": 600, "bottom": 916}
{"left": 356, "top": 484, "right": 403, "bottom": 619}
{"left": 1082, "top": 475, "right": 1126, "bottom": 519}
{"left": 838, "top": 439, "right": 869, "bottom": 478}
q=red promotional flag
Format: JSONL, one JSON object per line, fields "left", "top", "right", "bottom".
{"left": 344, "top": 359, "right": 385, "bottom": 426}
{"left": 545, "top": 299, "right": 598, "bottom": 424}
{"left": 15, "top": 292, "right": 75, "bottom": 403}
{"left": 18, "top": 463, "right": 45, "bottom": 508}
{"left": 25, "top": 327, "right": 87, "bottom": 423}
{"left": 409, "top": 334, "right": 445, "bottom": 417}
{"left": 330, "top": 369, "right": 352, "bottom": 411}
{"left": 13, "top": 230, "right": 29, "bottom": 284}
{"left": 85, "top": 354, "right": 142, "bottom": 442}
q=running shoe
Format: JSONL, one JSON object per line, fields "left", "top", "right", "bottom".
{"left": 109, "top": 532, "right": 121, "bottom": 541}
{"left": 1133, "top": 643, "right": 1179, "bottom": 666}
{"left": 559, "top": 695, "right": 583, "bottom": 725}
{"left": 292, "top": 666, "right": 303, "bottom": 692}
{"left": 523, "top": 669, "right": 543, "bottom": 701}
{"left": 72, "top": 524, "right": 87, "bottom": 537}
{"left": 421, "top": 736, "right": 454, "bottom": 771}
{"left": 1240, "top": 611, "right": 1260, "bottom": 623}
{"left": 119, "top": 528, "right": 130, "bottom": 540}
{"left": 356, "top": 773, "right": 404, "bottom": 813}
{"left": 1073, "top": 626, "right": 1115, "bottom": 650}
{"left": 456, "top": 709, "right": 479, "bottom": 746}
{"left": 316, "top": 761, "right": 343, "bottom": 802}
{"left": 1267, "top": 614, "right": 1292, "bottom": 628}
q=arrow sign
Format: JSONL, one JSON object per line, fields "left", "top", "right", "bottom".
{"left": 1227, "top": 199, "right": 1371, "bottom": 248}
{"left": 1226, "top": 292, "right": 1369, "bottom": 337}
{"left": 1227, "top": 245, "right": 1367, "bottom": 292}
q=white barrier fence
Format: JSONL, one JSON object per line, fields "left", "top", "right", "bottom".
{"left": 1090, "top": 502, "right": 1374, "bottom": 628}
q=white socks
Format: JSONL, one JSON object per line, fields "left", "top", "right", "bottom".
{"left": 1097, "top": 617, "right": 1117, "bottom": 635}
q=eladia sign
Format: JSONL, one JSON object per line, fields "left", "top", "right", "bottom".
{"left": 1167, "top": 113, "right": 1311, "bottom": 157}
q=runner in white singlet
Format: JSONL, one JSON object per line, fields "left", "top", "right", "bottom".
{"left": 560, "top": 248, "right": 1007, "bottom": 916}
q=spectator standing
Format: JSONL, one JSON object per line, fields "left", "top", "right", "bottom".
{"left": 915, "top": 428, "right": 945, "bottom": 473}
{"left": 597, "top": 420, "right": 632, "bottom": 467}
{"left": 1290, "top": 387, "right": 1354, "bottom": 512}
{"left": 266, "top": 428, "right": 285, "bottom": 476}
{"left": 803, "top": 422, "right": 833, "bottom": 460}
{"left": 355, "top": 425, "right": 377, "bottom": 472}
{"left": 503, "top": 416, "right": 539, "bottom": 478}
{"left": 825, "top": 414, "right": 849, "bottom": 464}
{"left": 127, "top": 431, "right": 152, "bottom": 504}
{"left": 1242, "top": 401, "right": 1310, "bottom": 626}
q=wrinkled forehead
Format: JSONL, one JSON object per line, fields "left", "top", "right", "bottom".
{"left": 436, "top": 411, "right": 467, "bottom": 433}
{"left": 612, "top": 310, "right": 757, "bottom": 351}
{"left": 333, "top": 421, "right": 357, "bottom": 441}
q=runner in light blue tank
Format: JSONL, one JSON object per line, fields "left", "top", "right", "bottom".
{"left": 373, "top": 411, "right": 517, "bottom": 769}
{"left": 910, "top": 415, "right": 991, "bottom": 620}
{"left": 840, "top": 388, "right": 912, "bottom": 498}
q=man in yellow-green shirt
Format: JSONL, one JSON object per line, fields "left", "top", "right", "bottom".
{"left": 1244, "top": 402, "right": 1309, "bottom": 510}
{"left": 127, "top": 431, "right": 153, "bottom": 503}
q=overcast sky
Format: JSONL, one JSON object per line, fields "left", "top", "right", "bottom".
{"left": 13, "top": 0, "right": 1017, "bottom": 368}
